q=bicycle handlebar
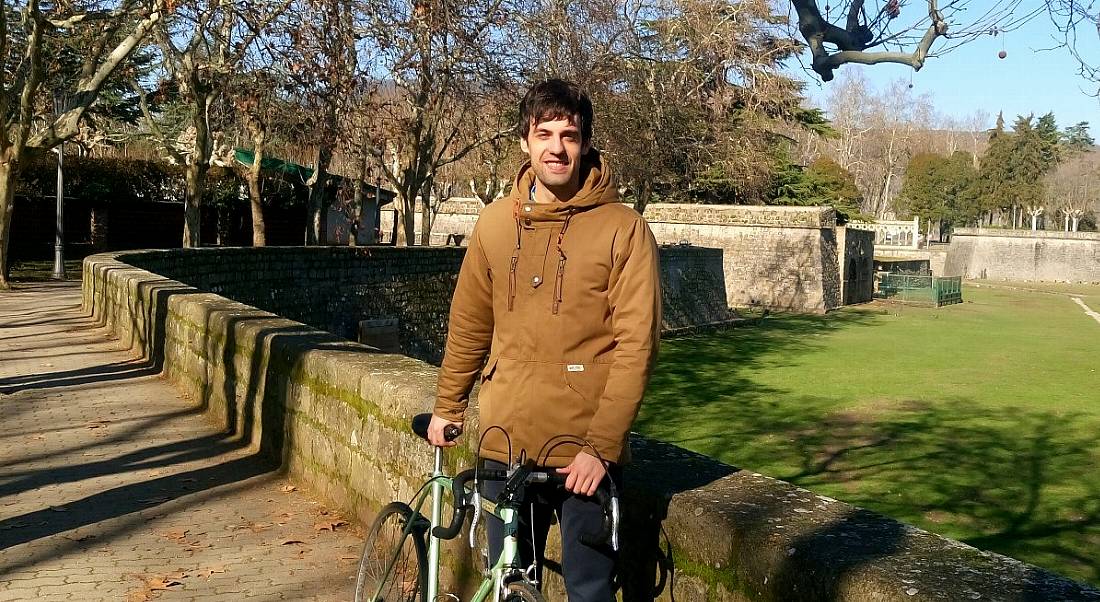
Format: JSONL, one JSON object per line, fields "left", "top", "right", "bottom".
{"left": 429, "top": 464, "right": 619, "bottom": 551}
{"left": 409, "top": 414, "right": 619, "bottom": 549}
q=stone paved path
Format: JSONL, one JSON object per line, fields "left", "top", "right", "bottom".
{"left": 0, "top": 282, "right": 363, "bottom": 601}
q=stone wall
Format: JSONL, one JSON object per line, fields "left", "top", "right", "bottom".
{"left": 944, "top": 228, "right": 1100, "bottom": 282}
{"left": 643, "top": 204, "right": 842, "bottom": 313}
{"left": 658, "top": 245, "right": 734, "bottom": 329}
{"left": 425, "top": 201, "right": 855, "bottom": 313}
{"left": 119, "top": 246, "right": 731, "bottom": 366}
{"left": 81, "top": 251, "right": 1099, "bottom": 601}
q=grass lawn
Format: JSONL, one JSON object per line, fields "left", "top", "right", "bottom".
{"left": 638, "top": 283, "right": 1100, "bottom": 586}
{"left": 7, "top": 259, "right": 82, "bottom": 282}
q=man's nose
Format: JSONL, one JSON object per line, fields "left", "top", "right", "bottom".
{"left": 548, "top": 136, "right": 565, "bottom": 153}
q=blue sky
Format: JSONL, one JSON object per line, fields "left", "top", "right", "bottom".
{"left": 792, "top": 1, "right": 1099, "bottom": 131}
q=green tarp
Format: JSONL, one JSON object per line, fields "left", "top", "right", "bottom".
{"left": 233, "top": 148, "right": 314, "bottom": 181}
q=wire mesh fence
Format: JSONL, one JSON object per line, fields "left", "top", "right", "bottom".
{"left": 874, "top": 273, "right": 963, "bottom": 306}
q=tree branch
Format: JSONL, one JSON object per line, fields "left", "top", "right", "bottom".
{"left": 27, "top": 2, "right": 165, "bottom": 149}
{"left": 794, "top": 0, "right": 947, "bottom": 82}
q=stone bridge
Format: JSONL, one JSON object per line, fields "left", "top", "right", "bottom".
{"left": 1, "top": 247, "right": 1097, "bottom": 601}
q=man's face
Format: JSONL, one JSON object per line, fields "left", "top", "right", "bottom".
{"left": 520, "top": 117, "right": 590, "bottom": 190}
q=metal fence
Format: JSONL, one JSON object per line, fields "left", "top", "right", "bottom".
{"left": 874, "top": 273, "right": 963, "bottom": 306}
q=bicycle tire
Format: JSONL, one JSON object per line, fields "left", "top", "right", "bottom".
{"left": 355, "top": 502, "right": 428, "bottom": 602}
{"left": 503, "top": 581, "right": 545, "bottom": 602}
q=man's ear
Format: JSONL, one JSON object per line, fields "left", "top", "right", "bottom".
{"left": 581, "top": 139, "right": 592, "bottom": 155}
{"left": 519, "top": 136, "right": 529, "bottom": 155}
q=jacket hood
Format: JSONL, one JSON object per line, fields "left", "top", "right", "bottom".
{"left": 507, "top": 149, "right": 619, "bottom": 219}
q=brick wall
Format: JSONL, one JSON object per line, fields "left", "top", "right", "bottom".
{"left": 944, "top": 228, "right": 1100, "bottom": 282}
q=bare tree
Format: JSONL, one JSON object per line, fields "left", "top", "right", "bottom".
{"left": 0, "top": 0, "right": 165, "bottom": 288}
{"left": 274, "top": 0, "right": 359, "bottom": 245}
{"left": 136, "top": 0, "right": 289, "bottom": 248}
{"left": 1046, "top": 151, "right": 1099, "bottom": 232}
{"left": 361, "top": 0, "right": 519, "bottom": 246}
{"left": 228, "top": 71, "right": 282, "bottom": 246}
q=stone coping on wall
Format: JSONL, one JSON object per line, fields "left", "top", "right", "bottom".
{"left": 81, "top": 249, "right": 1100, "bottom": 602}
{"left": 433, "top": 201, "right": 840, "bottom": 230}
{"left": 632, "top": 204, "right": 838, "bottom": 229}
{"left": 953, "top": 228, "right": 1100, "bottom": 241}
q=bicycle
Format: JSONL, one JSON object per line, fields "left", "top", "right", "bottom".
{"left": 354, "top": 413, "right": 620, "bottom": 602}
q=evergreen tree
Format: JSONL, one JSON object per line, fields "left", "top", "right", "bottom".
{"left": 975, "top": 114, "right": 1061, "bottom": 224}
{"left": 1035, "top": 112, "right": 1063, "bottom": 165}
{"left": 898, "top": 151, "right": 978, "bottom": 237}
{"left": 1063, "top": 122, "right": 1094, "bottom": 153}
{"left": 770, "top": 154, "right": 865, "bottom": 220}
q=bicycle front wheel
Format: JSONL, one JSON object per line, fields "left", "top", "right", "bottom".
{"left": 355, "top": 502, "right": 428, "bottom": 602}
{"left": 503, "top": 581, "right": 545, "bottom": 602}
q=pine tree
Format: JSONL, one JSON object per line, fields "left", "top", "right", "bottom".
{"left": 1063, "top": 122, "right": 1094, "bottom": 153}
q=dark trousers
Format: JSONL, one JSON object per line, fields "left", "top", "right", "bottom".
{"left": 480, "top": 459, "right": 621, "bottom": 602}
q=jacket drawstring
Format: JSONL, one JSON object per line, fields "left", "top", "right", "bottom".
{"left": 508, "top": 201, "right": 522, "bottom": 311}
{"left": 552, "top": 210, "right": 574, "bottom": 315}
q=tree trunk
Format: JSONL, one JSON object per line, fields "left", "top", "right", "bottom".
{"left": 396, "top": 186, "right": 417, "bottom": 247}
{"left": 305, "top": 144, "right": 333, "bottom": 245}
{"left": 0, "top": 158, "right": 18, "bottom": 289}
{"left": 350, "top": 178, "right": 362, "bottom": 247}
{"left": 420, "top": 176, "right": 433, "bottom": 246}
{"left": 632, "top": 178, "right": 653, "bottom": 215}
{"left": 248, "top": 132, "right": 266, "bottom": 247}
{"left": 183, "top": 160, "right": 206, "bottom": 247}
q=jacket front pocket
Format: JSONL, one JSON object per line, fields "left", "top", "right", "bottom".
{"left": 525, "top": 362, "right": 608, "bottom": 462}
{"left": 481, "top": 355, "right": 499, "bottom": 382}
{"left": 563, "top": 362, "right": 611, "bottom": 405}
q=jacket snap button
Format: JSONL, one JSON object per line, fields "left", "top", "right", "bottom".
{"left": 524, "top": 218, "right": 532, "bottom": 226}
{"left": 524, "top": 205, "right": 532, "bottom": 212}
{"left": 531, "top": 276, "right": 542, "bottom": 287}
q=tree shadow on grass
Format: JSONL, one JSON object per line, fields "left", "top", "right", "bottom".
{"left": 639, "top": 313, "right": 1100, "bottom": 586}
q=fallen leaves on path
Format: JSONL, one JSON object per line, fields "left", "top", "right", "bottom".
{"left": 125, "top": 571, "right": 187, "bottom": 601}
{"left": 314, "top": 519, "right": 348, "bottom": 532}
{"left": 162, "top": 529, "right": 189, "bottom": 541}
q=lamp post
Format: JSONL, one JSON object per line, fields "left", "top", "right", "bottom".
{"left": 52, "top": 93, "right": 67, "bottom": 280}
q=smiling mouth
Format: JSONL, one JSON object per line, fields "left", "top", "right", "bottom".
{"left": 544, "top": 160, "right": 569, "bottom": 173}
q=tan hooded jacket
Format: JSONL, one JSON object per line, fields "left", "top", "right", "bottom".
{"left": 434, "top": 151, "right": 661, "bottom": 467}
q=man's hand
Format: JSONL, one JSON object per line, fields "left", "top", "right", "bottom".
{"left": 427, "top": 415, "right": 462, "bottom": 447}
{"left": 557, "top": 451, "right": 608, "bottom": 496}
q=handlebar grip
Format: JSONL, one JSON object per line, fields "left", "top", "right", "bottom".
{"left": 432, "top": 469, "right": 475, "bottom": 540}
{"left": 410, "top": 413, "right": 463, "bottom": 442}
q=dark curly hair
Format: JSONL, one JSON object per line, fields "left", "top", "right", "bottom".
{"left": 517, "top": 79, "right": 593, "bottom": 145}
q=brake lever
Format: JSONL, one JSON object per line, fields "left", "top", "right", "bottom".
{"left": 469, "top": 490, "right": 482, "bottom": 550}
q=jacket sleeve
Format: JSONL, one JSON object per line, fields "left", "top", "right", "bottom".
{"left": 434, "top": 223, "right": 495, "bottom": 422}
{"left": 585, "top": 216, "right": 661, "bottom": 462}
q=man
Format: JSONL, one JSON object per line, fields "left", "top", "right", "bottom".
{"left": 428, "top": 79, "right": 661, "bottom": 600}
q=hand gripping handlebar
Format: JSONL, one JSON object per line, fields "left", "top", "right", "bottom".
{"left": 410, "top": 414, "right": 619, "bottom": 550}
